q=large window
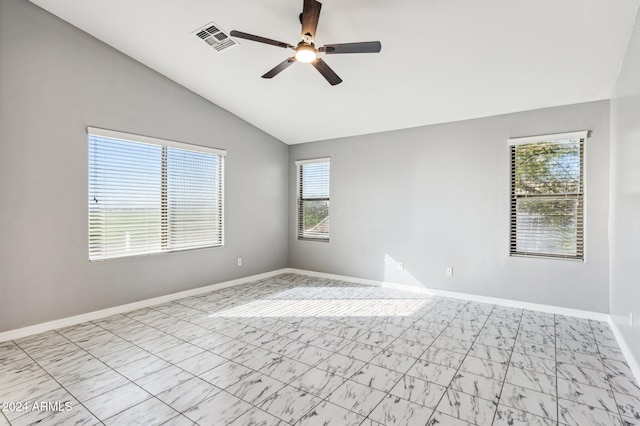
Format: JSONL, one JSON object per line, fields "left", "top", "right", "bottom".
{"left": 88, "top": 127, "right": 225, "bottom": 261}
{"left": 509, "top": 131, "right": 586, "bottom": 260}
{"left": 296, "top": 158, "right": 330, "bottom": 240}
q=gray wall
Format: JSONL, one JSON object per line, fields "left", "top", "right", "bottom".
{"left": 0, "top": 0, "right": 621, "bottom": 333}
{"left": 289, "top": 101, "right": 611, "bottom": 312}
{"left": 0, "top": 0, "right": 289, "bottom": 332}
{"left": 610, "top": 7, "right": 640, "bottom": 364}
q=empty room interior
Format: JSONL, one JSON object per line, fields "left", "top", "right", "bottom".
{"left": 2, "top": 0, "right": 640, "bottom": 425}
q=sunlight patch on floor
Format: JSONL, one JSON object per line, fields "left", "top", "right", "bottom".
{"left": 209, "top": 298, "right": 429, "bottom": 318}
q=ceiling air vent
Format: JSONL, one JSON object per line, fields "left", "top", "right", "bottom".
{"left": 194, "top": 22, "right": 237, "bottom": 52}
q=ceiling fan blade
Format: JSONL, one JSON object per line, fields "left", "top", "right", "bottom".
{"left": 262, "top": 57, "right": 296, "bottom": 79}
{"left": 301, "top": 0, "right": 322, "bottom": 41}
{"left": 319, "top": 41, "right": 382, "bottom": 54}
{"left": 230, "top": 30, "right": 293, "bottom": 49}
{"left": 311, "top": 58, "right": 342, "bottom": 85}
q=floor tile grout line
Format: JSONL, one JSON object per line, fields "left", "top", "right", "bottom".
{"left": 180, "top": 387, "right": 285, "bottom": 426}
{"left": 3, "top": 274, "right": 637, "bottom": 426}
{"left": 421, "top": 303, "right": 470, "bottom": 422}
{"left": 9, "top": 332, "right": 120, "bottom": 425}
{"left": 352, "top": 297, "right": 453, "bottom": 424}
{"left": 217, "top": 368, "right": 307, "bottom": 425}
{"left": 489, "top": 307, "right": 524, "bottom": 426}
{"left": 278, "top": 294, "right": 447, "bottom": 424}
{"left": 419, "top": 300, "right": 495, "bottom": 425}
{"left": 84, "top": 314, "right": 297, "bottom": 424}
{"left": 0, "top": 284, "right": 564, "bottom": 424}
{"left": 4, "top": 279, "right": 427, "bottom": 425}
{"left": 556, "top": 317, "right": 627, "bottom": 421}
{"left": 270, "top": 294, "right": 446, "bottom": 424}
{"left": 102, "top": 395, "right": 178, "bottom": 425}
{"left": 161, "top": 277, "right": 437, "bottom": 425}
{"left": 319, "top": 295, "right": 455, "bottom": 425}
{"left": 227, "top": 296, "right": 419, "bottom": 424}
{"left": 555, "top": 317, "right": 625, "bottom": 423}
{"left": 114, "top": 280, "right": 382, "bottom": 423}
{"left": 157, "top": 284, "right": 311, "bottom": 424}
{"left": 555, "top": 313, "right": 559, "bottom": 425}
{"left": 89, "top": 303, "right": 288, "bottom": 385}
{"left": 590, "top": 319, "right": 627, "bottom": 423}
{"left": 289, "top": 383, "right": 374, "bottom": 424}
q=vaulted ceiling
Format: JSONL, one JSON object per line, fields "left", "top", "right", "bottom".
{"left": 29, "top": 0, "right": 640, "bottom": 144}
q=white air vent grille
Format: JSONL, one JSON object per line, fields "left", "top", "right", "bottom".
{"left": 194, "top": 22, "right": 237, "bottom": 52}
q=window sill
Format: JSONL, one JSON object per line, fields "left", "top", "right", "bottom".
{"left": 298, "top": 237, "right": 330, "bottom": 243}
{"left": 510, "top": 253, "right": 584, "bottom": 262}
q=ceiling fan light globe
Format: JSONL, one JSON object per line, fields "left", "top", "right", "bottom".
{"left": 295, "top": 47, "right": 317, "bottom": 63}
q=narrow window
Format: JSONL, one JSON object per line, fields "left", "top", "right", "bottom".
{"left": 509, "top": 131, "right": 586, "bottom": 260}
{"left": 88, "top": 127, "right": 225, "bottom": 261}
{"left": 296, "top": 158, "right": 330, "bottom": 240}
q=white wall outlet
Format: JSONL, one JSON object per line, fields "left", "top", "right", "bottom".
{"left": 397, "top": 262, "right": 404, "bottom": 271}
{"left": 237, "top": 257, "right": 243, "bottom": 267}
{"left": 630, "top": 312, "right": 634, "bottom": 327}
{"left": 446, "top": 266, "right": 454, "bottom": 276}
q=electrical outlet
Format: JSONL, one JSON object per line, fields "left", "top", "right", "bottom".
{"left": 397, "top": 262, "right": 404, "bottom": 271}
{"left": 630, "top": 312, "right": 634, "bottom": 327}
{"left": 446, "top": 266, "right": 453, "bottom": 276}
{"left": 237, "top": 257, "right": 243, "bottom": 267}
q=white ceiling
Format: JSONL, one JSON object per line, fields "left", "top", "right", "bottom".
{"left": 30, "top": 0, "right": 640, "bottom": 144}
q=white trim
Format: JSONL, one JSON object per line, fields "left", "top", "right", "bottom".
{"left": 1, "top": 266, "right": 611, "bottom": 337}
{"left": 5, "top": 267, "right": 635, "bottom": 384}
{"left": 0, "top": 269, "right": 287, "bottom": 343}
{"left": 286, "top": 268, "right": 610, "bottom": 321}
{"left": 508, "top": 130, "right": 588, "bottom": 146}
{"left": 607, "top": 318, "right": 640, "bottom": 387}
{"left": 87, "top": 126, "right": 227, "bottom": 156}
{"left": 288, "top": 268, "right": 637, "bottom": 384}
{"left": 294, "top": 157, "right": 331, "bottom": 166}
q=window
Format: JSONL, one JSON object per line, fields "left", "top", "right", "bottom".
{"left": 509, "top": 131, "right": 586, "bottom": 260}
{"left": 296, "top": 158, "right": 330, "bottom": 240}
{"left": 88, "top": 127, "right": 225, "bottom": 261}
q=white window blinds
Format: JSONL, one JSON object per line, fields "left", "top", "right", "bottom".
{"left": 509, "top": 131, "right": 586, "bottom": 260}
{"left": 296, "top": 158, "right": 330, "bottom": 240}
{"left": 88, "top": 127, "right": 225, "bottom": 261}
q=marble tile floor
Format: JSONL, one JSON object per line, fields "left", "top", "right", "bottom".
{"left": 1, "top": 273, "right": 639, "bottom": 425}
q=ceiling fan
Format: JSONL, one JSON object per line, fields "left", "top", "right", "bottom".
{"left": 230, "top": 0, "right": 382, "bottom": 86}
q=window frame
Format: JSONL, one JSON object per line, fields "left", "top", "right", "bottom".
{"left": 87, "top": 126, "right": 226, "bottom": 261}
{"left": 508, "top": 131, "right": 587, "bottom": 261}
{"left": 296, "top": 157, "right": 331, "bottom": 241}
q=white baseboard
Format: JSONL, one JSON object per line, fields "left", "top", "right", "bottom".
{"left": 607, "top": 318, "right": 640, "bottom": 387}
{"left": 3, "top": 267, "right": 635, "bottom": 387}
{"left": 0, "top": 269, "right": 288, "bottom": 343}
{"left": 286, "top": 268, "right": 610, "bottom": 322}
{"left": 290, "top": 268, "right": 640, "bottom": 384}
